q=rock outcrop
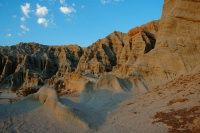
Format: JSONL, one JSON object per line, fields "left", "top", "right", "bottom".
{"left": 76, "top": 22, "right": 158, "bottom": 76}
{"left": 1, "top": 1, "right": 200, "bottom": 133}
{"left": 0, "top": 43, "right": 84, "bottom": 95}
{"left": 128, "top": 0, "right": 200, "bottom": 89}
{"left": 0, "top": 19, "right": 158, "bottom": 94}
{"left": 0, "top": 0, "right": 199, "bottom": 96}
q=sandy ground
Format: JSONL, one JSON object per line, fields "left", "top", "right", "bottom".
{"left": 100, "top": 73, "right": 200, "bottom": 132}
{"left": 0, "top": 71, "right": 200, "bottom": 133}
{"left": 0, "top": 90, "right": 21, "bottom": 104}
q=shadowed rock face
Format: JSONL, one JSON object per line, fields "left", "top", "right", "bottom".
{"left": 0, "top": 43, "right": 83, "bottom": 94}
{"left": 76, "top": 22, "right": 158, "bottom": 76}
{"left": 0, "top": 21, "right": 157, "bottom": 94}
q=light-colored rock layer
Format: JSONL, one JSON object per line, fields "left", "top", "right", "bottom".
{"left": 128, "top": 0, "right": 200, "bottom": 89}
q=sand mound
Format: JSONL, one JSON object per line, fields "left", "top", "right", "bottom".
{"left": 78, "top": 75, "right": 131, "bottom": 127}
{"left": 0, "top": 86, "right": 90, "bottom": 132}
{"left": 94, "top": 74, "right": 132, "bottom": 93}
{"left": 37, "top": 80, "right": 131, "bottom": 130}
{"left": 33, "top": 86, "right": 88, "bottom": 128}
{"left": 80, "top": 74, "right": 132, "bottom": 106}
{"left": 34, "top": 86, "right": 58, "bottom": 108}
{"left": 0, "top": 83, "right": 131, "bottom": 132}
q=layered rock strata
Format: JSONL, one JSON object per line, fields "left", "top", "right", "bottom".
{"left": 128, "top": 0, "right": 200, "bottom": 89}
{"left": 0, "top": 0, "right": 199, "bottom": 95}
{"left": 0, "top": 20, "right": 158, "bottom": 94}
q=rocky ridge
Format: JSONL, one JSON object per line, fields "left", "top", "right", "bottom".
{"left": 127, "top": 0, "right": 200, "bottom": 89}
{"left": 0, "top": 20, "right": 158, "bottom": 95}
{"left": 0, "top": 0, "right": 200, "bottom": 132}
{"left": 0, "top": 0, "right": 200, "bottom": 97}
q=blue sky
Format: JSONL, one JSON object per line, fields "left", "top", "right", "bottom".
{"left": 0, "top": 0, "right": 164, "bottom": 47}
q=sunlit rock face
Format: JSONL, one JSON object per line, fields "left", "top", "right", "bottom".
{"left": 77, "top": 25, "right": 158, "bottom": 77}
{"left": 0, "top": 19, "right": 158, "bottom": 93}
{"left": 0, "top": 0, "right": 200, "bottom": 94}
{"left": 127, "top": 0, "right": 200, "bottom": 89}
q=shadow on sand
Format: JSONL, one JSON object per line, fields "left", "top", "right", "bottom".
{"left": 59, "top": 79, "right": 132, "bottom": 129}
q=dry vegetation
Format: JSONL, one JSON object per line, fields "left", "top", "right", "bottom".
{"left": 167, "top": 98, "right": 188, "bottom": 106}
{"left": 153, "top": 106, "right": 200, "bottom": 133}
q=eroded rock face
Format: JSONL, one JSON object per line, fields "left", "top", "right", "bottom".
{"left": 0, "top": 43, "right": 83, "bottom": 94}
{"left": 114, "top": 20, "right": 159, "bottom": 77}
{"left": 76, "top": 26, "right": 158, "bottom": 76}
{"left": 0, "top": 0, "right": 199, "bottom": 95}
{"left": 0, "top": 25, "right": 157, "bottom": 94}
{"left": 128, "top": 0, "right": 200, "bottom": 89}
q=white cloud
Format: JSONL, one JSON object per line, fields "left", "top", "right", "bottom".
{"left": 101, "top": 0, "right": 111, "bottom": 4}
{"left": 20, "top": 3, "right": 31, "bottom": 35}
{"left": 20, "top": 24, "right": 29, "bottom": 31}
{"left": 6, "top": 33, "right": 12, "bottom": 37}
{"left": 60, "top": 6, "right": 76, "bottom": 15}
{"left": 60, "top": 0, "right": 65, "bottom": 4}
{"left": 37, "top": 18, "right": 49, "bottom": 27}
{"left": 21, "top": 3, "right": 31, "bottom": 17}
{"left": 21, "top": 17, "right": 26, "bottom": 22}
{"left": 36, "top": 4, "right": 48, "bottom": 17}
{"left": 72, "top": 3, "right": 75, "bottom": 6}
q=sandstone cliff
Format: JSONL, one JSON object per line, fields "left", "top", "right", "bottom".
{"left": 0, "top": 0, "right": 200, "bottom": 97}
{"left": 0, "top": 43, "right": 84, "bottom": 95}
{"left": 0, "top": 20, "right": 158, "bottom": 95}
{"left": 77, "top": 20, "right": 158, "bottom": 77}
{"left": 128, "top": 0, "right": 200, "bottom": 89}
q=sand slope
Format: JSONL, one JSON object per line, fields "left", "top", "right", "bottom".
{"left": 0, "top": 74, "right": 132, "bottom": 132}
{"left": 1, "top": 70, "right": 200, "bottom": 132}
